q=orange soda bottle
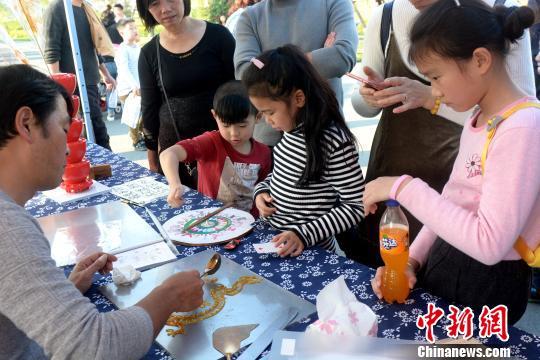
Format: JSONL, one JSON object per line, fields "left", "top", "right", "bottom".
{"left": 380, "top": 200, "right": 410, "bottom": 303}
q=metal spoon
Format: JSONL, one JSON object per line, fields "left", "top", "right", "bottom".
{"left": 200, "top": 253, "right": 222, "bottom": 278}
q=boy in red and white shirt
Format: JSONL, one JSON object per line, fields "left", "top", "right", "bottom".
{"left": 160, "top": 81, "right": 271, "bottom": 215}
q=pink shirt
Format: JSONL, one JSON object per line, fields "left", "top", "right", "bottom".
{"left": 397, "top": 97, "right": 540, "bottom": 266}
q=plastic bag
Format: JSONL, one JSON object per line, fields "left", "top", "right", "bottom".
{"left": 108, "top": 88, "right": 118, "bottom": 110}
{"left": 120, "top": 92, "right": 141, "bottom": 129}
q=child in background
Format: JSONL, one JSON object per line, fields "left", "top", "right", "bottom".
{"left": 366, "top": 0, "right": 540, "bottom": 324}
{"left": 115, "top": 19, "right": 145, "bottom": 151}
{"left": 160, "top": 81, "right": 271, "bottom": 215}
{"left": 244, "top": 45, "right": 365, "bottom": 258}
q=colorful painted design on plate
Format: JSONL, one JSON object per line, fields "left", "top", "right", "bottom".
{"left": 163, "top": 207, "right": 255, "bottom": 245}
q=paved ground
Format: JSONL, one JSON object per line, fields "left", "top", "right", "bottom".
{"left": 105, "top": 114, "right": 148, "bottom": 167}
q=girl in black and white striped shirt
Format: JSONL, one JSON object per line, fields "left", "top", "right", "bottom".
{"left": 243, "top": 45, "right": 365, "bottom": 257}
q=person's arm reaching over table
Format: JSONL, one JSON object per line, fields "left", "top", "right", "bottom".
{"left": 0, "top": 199, "right": 204, "bottom": 359}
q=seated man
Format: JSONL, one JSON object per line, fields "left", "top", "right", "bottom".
{"left": 0, "top": 64, "right": 204, "bottom": 359}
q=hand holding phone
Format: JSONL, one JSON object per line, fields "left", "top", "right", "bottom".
{"left": 346, "top": 72, "right": 387, "bottom": 91}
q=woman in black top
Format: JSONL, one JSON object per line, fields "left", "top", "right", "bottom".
{"left": 137, "top": 0, "right": 235, "bottom": 188}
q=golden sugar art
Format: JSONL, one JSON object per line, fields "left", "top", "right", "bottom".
{"left": 166, "top": 275, "right": 262, "bottom": 336}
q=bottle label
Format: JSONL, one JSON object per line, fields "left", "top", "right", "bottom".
{"left": 380, "top": 225, "right": 409, "bottom": 254}
{"left": 381, "top": 234, "right": 398, "bottom": 251}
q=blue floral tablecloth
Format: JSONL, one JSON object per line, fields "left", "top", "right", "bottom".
{"left": 25, "top": 144, "right": 540, "bottom": 360}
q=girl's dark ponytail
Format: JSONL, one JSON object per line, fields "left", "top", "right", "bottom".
{"left": 494, "top": 5, "right": 535, "bottom": 43}
{"left": 409, "top": 0, "right": 535, "bottom": 63}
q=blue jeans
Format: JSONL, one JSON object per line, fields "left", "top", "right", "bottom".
{"left": 104, "top": 61, "right": 118, "bottom": 113}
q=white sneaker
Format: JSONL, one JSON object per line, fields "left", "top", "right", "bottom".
{"left": 106, "top": 113, "right": 115, "bottom": 122}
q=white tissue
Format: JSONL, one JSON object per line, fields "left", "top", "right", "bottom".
{"left": 306, "top": 275, "right": 377, "bottom": 337}
{"left": 112, "top": 265, "right": 141, "bottom": 286}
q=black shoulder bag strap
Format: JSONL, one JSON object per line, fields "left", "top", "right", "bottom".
{"left": 156, "top": 35, "right": 196, "bottom": 176}
{"left": 156, "top": 35, "right": 181, "bottom": 142}
{"left": 380, "top": 0, "right": 394, "bottom": 58}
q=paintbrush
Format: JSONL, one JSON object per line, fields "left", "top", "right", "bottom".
{"left": 183, "top": 203, "right": 233, "bottom": 233}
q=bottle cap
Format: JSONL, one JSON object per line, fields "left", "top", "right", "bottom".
{"left": 385, "top": 199, "right": 400, "bottom": 207}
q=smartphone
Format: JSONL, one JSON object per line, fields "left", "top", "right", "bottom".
{"left": 345, "top": 72, "right": 387, "bottom": 91}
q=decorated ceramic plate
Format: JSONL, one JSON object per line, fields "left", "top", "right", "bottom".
{"left": 163, "top": 207, "right": 255, "bottom": 245}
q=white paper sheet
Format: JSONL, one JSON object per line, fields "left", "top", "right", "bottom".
{"left": 114, "top": 241, "right": 177, "bottom": 271}
{"left": 111, "top": 176, "right": 188, "bottom": 206}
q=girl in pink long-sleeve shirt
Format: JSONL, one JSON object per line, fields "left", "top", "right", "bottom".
{"left": 365, "top": 0, "right": 539, "bottom": 324}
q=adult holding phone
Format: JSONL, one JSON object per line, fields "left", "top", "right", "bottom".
{"left": 137, "top": 0, "right": 235, "bottom": 188}
{"left": 350, "top": 0, "right": 535, "bottom": 268}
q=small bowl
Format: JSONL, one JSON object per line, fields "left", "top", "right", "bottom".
{"left": 62, "top": 159, "right": 90, "bottom": 184}
{"left": 66, "top": 138, "right": 86, "bottom": 164}
{"left": 70, "top": 95, "right": 80, "bottom": 117}
{"left": 67, "top": 118, "right": 83, "bottom": 142}
{"left": 51, "top": 73, "right": 77, "bottom": 95}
